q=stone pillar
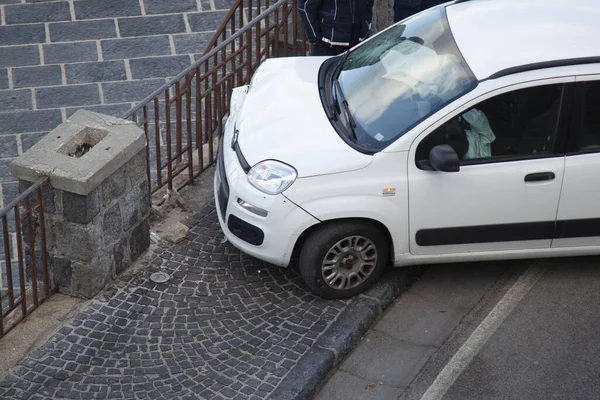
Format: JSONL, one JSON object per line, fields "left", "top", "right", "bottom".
{"left": 11, "top": 110, "right": 150, "bottom": 299}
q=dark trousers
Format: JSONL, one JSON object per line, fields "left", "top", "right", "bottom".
{"left": 313, "top": 42, "right": 349, "bottom": 56}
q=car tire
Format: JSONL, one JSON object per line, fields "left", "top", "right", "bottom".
{"left": 299, "top": 221, "right": 389, "bottom": 299}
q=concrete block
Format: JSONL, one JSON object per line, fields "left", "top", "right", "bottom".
{"left": 129, "top": 217, "right": 149, "bottom": 261}
{"left": 130, "top": 55, "right": 191, "bottom": 79}
{"left": 0, "top": 24, "right": 45, "bottom": 46}
{"left": 0, "top": 69, "right": 8, "bottom": 90}
{"left": 11, "top": 110, "right": 145, "bottom": 195}
{"left": 12, "top": 65, "right": 62, "bottom": 89}
{"left": 4, "top": 2, "right": 71, "bottom": 24}
{"left": 118, "top": 15, "right": 186, "bottom": 37}
{"left": 63, "top": 188, "right": 101, "bottom": 224}
{"left": 101, "top": 79, "right": 164, "bottom": 103}
{"left": 102, "top": 203, "right": 123, "bottom": 246}
{"left": 49, "top": 20, "right": 117, "bottom": 42}
{"left": 74, "top": 0, "right": 141, "bottom": 20}
{"left": 43, "top": 42, "right": 99, "bottom": 65}
{"left": 0, "top": 90, "right": 33, "bottom": 112}
{"left": 53, "top": 220, "right": 103, "bottom": 262}
{"left": 0, "top": 45, "right": 40, "bottom": 68}
{"left": 35, "top": 85, "right": 100, "bottom": 109}
{"left": 65, "top": 61, "right": 127, "bottom": 84}
{"left": 187, "top": 11, "right": 229, "bottom": 32}
{"left": 101, "top": 36, "right": 171, "bottom": 60}
{"left": 144, "top": 0, "right": 198, "bottom": 15}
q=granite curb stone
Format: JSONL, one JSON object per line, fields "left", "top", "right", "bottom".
{"left": 270, "top": 267, "right": 422, "bottom": 400}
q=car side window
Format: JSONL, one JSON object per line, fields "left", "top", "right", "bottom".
{"left": 579, "top": 81, "right": 600, "bottom": 151}
{"left": 416, "top": 84, "right": 565, "bottom": 164}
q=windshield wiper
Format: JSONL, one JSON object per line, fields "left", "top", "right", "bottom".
{"left": 333, "top": 78, "right": 358, "bottom": 141}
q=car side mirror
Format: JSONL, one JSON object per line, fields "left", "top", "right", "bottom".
{"left": 429, "top": 144, "right": 460, "bottom": 172}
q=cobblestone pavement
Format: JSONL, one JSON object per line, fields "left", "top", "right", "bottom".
{"left": 0, "top": 203, "right": 350, "bottom": 400}
{"left": 0, "top": 0, "right": 234, "bottom": 207}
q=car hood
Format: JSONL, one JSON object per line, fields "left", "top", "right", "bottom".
{"left": 235, "top": 57, "right": 372, "bottom": 178}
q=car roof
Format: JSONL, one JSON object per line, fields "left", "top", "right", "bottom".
{"left": 446, "top": 0, "right": 600, "bottom": 80}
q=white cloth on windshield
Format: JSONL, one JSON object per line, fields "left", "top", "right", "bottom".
{"left": 461, "top": 109, "right": 495, "bottom": 159}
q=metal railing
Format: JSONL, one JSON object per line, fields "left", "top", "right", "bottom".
{"left": 0, "top": 177, "right": 54, "bottom": 339}
{"left": 122, "top": 0, "right": 308, "bottom": 195}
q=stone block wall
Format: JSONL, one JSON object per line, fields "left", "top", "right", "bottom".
{"left": 13, "top": 110, "right": 150, "bottom": 299}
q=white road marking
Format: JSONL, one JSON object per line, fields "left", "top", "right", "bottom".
{"left": 420, "top": 265, "right": 546, "bottom": 400}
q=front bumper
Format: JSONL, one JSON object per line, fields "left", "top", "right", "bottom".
{"left": 214, "top": 114, "right": 319, "bottom": 267}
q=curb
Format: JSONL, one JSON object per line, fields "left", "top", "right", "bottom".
{"left": 270, "top": 266, "right": 423, "bottom": 400}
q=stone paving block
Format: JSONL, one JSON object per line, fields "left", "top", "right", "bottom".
{"left": 0, "top": 89, "right": 33, "bottom": 112}
{"left": 0, "top": 45, "right": 40, "bottom": 67}
{"left": 12, "top": 65, "right": 62, "bottom": 88}
{"left": 102, "top": 79, "right": 164, "bottom": 103}
{"left": 35, "top": 84, "right": 100, "bottom": 109}
{"left": 187, "top": 11, "right": 230, "bottom": 32}
{"left": 339, "top": 330, "right": 435, "bottom": 387}
{"left": 101, "top": 36, "right": 172, "bottom": 60}
{"left": 313, "top": 370, "right": 404, "bottom": 400}
{"left": 49, "top": 20, "right": 117, "bottom": 42}
{"left": 130, "top": 56, "right": 191, "bottom": 79}
{"left": 21, "top": 131, "right": 47, "bottom": 152}
{"left": 65, "top": 61, "right": 127, "bottom": 84}
{"left": 374, "top": 292, "right": 465, "bottom": 347}
{"left": 0, "top": 69, "right": 8, "bottom": 89}
{"left": 66, "top": 104, "right": 131, "bottom": 119}
{"left": 173, "top": 32, "right": 213, "bottom": 54}
{"left": 144, "top": 0, "right": 198, "bottom": 14}
{"left": 0, "top": 24, "right": 46, "bottom": 46}
{"left": 118, "top": 15, "right": 187, "bottom": 37}
{"left": 4, "top": 2, "right": 71, "bottom": 24}
{"left": 43, "top": 42, "right": 99, "bottom": 64}
{"left": 74, "top": 0, "right": 141, "bottom": 20}
{"left": 0, "top": 110, "right": 61, "bottom": 134}
{"left": 0, "top": 134, "right": 19, "bottom": 158}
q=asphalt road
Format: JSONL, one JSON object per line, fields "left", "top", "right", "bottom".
{"left": 402, "top": 256, "right": 600, "bottom": 400}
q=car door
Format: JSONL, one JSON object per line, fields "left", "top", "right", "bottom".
{"left": 553, "top": 76, "right": 600, "bottom": 247}
{"left": 407, "top": 78, "right": 574, "bottom": 256}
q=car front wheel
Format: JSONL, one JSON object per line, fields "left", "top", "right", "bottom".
{"left": 299, "top": 221, "right": 389, "bottom": 299}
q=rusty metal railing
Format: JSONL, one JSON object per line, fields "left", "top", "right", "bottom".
{"left": 122, "top": 0, "right": 307, "bottom": 195}
{"left": 0, "top": 177, "right": 54, "bottom": 339}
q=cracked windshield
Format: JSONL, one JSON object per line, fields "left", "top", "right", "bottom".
{"left": 338, "top": 8, "right": 477, "bottom": 151}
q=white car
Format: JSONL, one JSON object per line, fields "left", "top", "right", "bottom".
{"left": 215, "top": 0, "right": 600, "bottom": 299}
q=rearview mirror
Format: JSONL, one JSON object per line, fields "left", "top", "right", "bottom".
{"left": 429, "top": 144, "right": 459, "bottom": 172}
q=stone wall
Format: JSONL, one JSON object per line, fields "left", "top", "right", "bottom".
{"left": 12, "top": 110, "right": 150, "bottom": 299}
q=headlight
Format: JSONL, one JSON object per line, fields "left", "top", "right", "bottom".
{"left": 247, "top": 160, "right": 297, "bottom": 195}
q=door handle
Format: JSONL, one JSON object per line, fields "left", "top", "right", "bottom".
{"left": 524, "top": 172, "right": 555, "bottom": 182}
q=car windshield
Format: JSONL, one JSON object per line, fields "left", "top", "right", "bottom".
{"left": 337, "top": 7, "right": 476, "bottom": 151}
